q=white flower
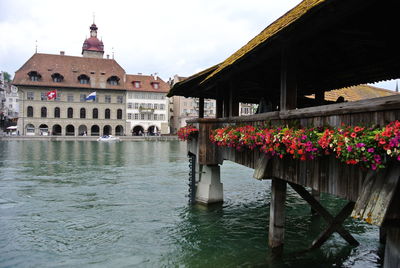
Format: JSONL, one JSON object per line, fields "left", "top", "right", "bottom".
{"left": 387, "top": 149, "right": 392, "bottom": 155}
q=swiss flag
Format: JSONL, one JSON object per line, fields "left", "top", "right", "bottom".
{"left": 46, "top": 90, "right": 57, "bottom": 100}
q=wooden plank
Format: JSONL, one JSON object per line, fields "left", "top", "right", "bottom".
{"left": 253, "top": 154, "right": 271, "bottom": 180}
{"left": 199, "top": 97, "right": 204, "bottom": 118}
{"left": 310, "top": 201, "right": 357, "bottom": 249}
{"left": 269, "top": 178, "right": 287, "bottom": 255}
{"left": 352, "top": 164, "right": 400, "bottom": 226}
{"left": 384, "top": 227, "right": 400, "bottom": 268}
{"left": 289, "top": 182, "right": 359, "bottom": 247}
{"left": 280, "top": 47, "right": 297, "bottom": 111}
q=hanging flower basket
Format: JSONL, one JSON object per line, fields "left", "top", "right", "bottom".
{"left": 177, "top": 125, "right": 199, "bottom": 141}
{"left": 209, "top": 121, "right": 400, "bottom": 170}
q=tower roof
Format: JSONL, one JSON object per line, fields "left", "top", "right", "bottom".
{"left": 82, "top": 23, "right": 104, "bottom": 54}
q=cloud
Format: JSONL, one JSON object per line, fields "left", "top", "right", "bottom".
{"left": 0, "top": 0, "right": 301, "bottom": 80}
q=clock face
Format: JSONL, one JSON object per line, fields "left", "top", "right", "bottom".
{"left": 11, "top": 86, "right": 18, "bottom": 93}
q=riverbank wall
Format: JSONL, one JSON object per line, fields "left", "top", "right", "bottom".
{"left": 0, "top": 135, "right": 179, "bottom": 142}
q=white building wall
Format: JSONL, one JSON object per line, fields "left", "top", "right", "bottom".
{"left": 126, "top": 91, "right": 169, "bottom": 135}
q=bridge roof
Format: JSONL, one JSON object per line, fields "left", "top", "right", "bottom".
{"left": 169, "top": 0, "right": 400, "bottom": 102}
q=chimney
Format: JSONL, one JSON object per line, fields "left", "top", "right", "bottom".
{"left": 153, "top": 73, "right": 158, "bottom": 80}
{"left": 106, "top": 54, "right": 109, "bottom": 59}
{"left": 60, "top": 51, "right": 65, "bottom": 55}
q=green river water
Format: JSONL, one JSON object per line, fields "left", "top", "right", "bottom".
{"left": 0, "top": 141, "right": 382, "bottom": 267}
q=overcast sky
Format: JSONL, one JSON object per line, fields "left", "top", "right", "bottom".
{"left": 0, "top": 0, "right": 398, "bottom": 90}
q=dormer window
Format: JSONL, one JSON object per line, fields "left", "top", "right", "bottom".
{"left": 51, "top": 73, "right": 64, "bottom": 83}
{"left": 133, "top": 81, "right": 141, "bottom": 88}
{"left": 28, "top": 71, "right": 41, "bottom": 81}
{"left": 78, "top": 74, "right": 90, "bottom": 84}
{"left": 151, "top": 82, "right": 160, "bottom": 89}
{"left": 107, "top": 76, "right": 120, "bottom": 86}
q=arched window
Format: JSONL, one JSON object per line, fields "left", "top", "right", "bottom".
{"left": 80, "top": 108, "right": 86, "bottom": 119}
{"left": 27, "top": 71, "right": 41, "bottom": 81}
{"left": 105, "top": 109, "right": 111, "bottom": 119}
{"left": 117, "top": 109, "right": 122, "bottom": 119}
{"left": 51, "top": 73, "right": 64, "bottom": 82}
{"left": 107, "top": 76, "right": 120, "bottom": 86}
{"left": 27, "top": 106, "right": 33, "bottom": 117}
{"left": 78, "top": 74, "right": 90, "bottom": 84}
{"left": 41, "top": 107, "right": 47, "bottom": 118}
{"left": 54, "top": 107, "right": 60, "bottom": 118}
{"left": 67, "top": 107, "right": 73, "bottom": 118}
{"left": 93, "top": 108, "right": 98, "bottom": 119}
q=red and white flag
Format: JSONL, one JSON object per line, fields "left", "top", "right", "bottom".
{"left": 46, "top": 90, "right": 57, "bottom": 100}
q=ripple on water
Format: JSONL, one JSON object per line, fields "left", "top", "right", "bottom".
{"left": 0, "top": 141, "right": 382, "bottom": 267}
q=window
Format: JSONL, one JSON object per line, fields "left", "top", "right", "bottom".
{"left": 160, "top": 114, "right": 165, "bottom": 120}
{"left": 27, "top": 92, "right": 34, "bottom": 100}
{"left": 41, "top": 107, "right": 47, "bottom": 118}
{"left": 105, "top": 109, "right": 111, "bottom": 119}
{"left": 154, "top": 114, "right": 158, "bottom": 120}
{"left": 41, "top": 92, "right": 47, "bottom": 101}
{"left": 55, "top": 93, "right": 61, "bottom": 101}
{"left": 9, "top": 104, "right": 12, "bottom": 109}
{"left": 154, "top": 104, "right": 158, "bottom": 110}
{"left": 160, "top": 104, "right": 165, "bottom": 110}
{"left": 51, "top": 73, "right": 63, "bottom": 82}
{"left": 68, "top": 94, "right": 74, "bottom": 102}
{"left": 133, "top": 81, "right": 141, "bottom": 88}
{"left": 93, "top": 108, "right": 98, "bottom": 119}
{"left": 54, "top": 107, "right": 60, "bottom": 118}
{"left": 140, "top": 114, "right": 145, "bottom": 120}
{"left": 107, "top": 76, "right": 119, "bottom": 86}
{"left": 134, "top": 103, "right": 139, "bottom": 109}
{"left": 152, "top": 82, "right": 159, "bottom": 89}
{"left": 67, "top": 107, "right": 73, "bottom": 118}
{"left": 78, "top": 74, "right": 90, "bottom": 84}
{"left": 105, "top": 95, "right": 111, "bottom": 103}
{"left": 128, "top": 102, "right": 133, "bottom": 109}
{"left": 134, "top": 113, "right": 139, "bottom": 120}
{"left": 128, "top": 113, "right": 132, "bottom": 120}
{"left": 117, "top": 109, "right": 122, "bottom": 119}
{"left": 9, "top": 98, "right": 13, "bottom": 102}
{"left": 117, "top": 96, "right": 123, "bottom": 103}
{"left": 80, "top": 108, "right": 86, "bottom": 119}
{"left": 148, "top": 103, "right": 153, "bottom": 109}
{"left": 80, "top": 94, "right": 86, "bottom": 102}
{"left": 28, "top": 71, "right": 41, "bottom": 81}
{"left": 27, "top": 106, "right": 33, "bottom": 117}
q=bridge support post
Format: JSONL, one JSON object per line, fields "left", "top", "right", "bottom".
{"left": 195, "top": 165, "right": 223, "bottom": 205}
{"left": 269, "top": 178, "right": 287, "bottom": 256}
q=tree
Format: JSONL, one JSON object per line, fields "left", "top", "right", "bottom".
{"left": 1, "top": 71, "right": 12, "bottom": 82}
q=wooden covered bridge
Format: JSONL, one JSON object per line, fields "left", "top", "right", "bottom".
{"left": 168, "top": 0, "right": 400, "bottom": 266}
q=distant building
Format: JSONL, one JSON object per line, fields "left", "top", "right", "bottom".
{"left": 126, "top": 74, "right": 170, "bottom": 135}
{"left": 168, "top": 75, "right": 216, "bottom": 133}
{"left": 12, "top": 22, "right": 170, "bottom": 136}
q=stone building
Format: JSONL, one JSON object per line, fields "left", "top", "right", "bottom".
{"left": 126, "top": 74, "right": 170, "bottom": 135}
{"left": 13, "top": 23, "right": 127, "bottom": 136}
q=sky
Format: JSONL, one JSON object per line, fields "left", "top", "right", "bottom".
{"left": 0, "top": 0, "right": 398, "bottom": 90}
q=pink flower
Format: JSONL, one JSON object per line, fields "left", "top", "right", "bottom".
{"left": 367, "top": 148, "right": 374, "bottom": 153}
{"left": 347, "top": 146, "right": 353, "bottom": 152}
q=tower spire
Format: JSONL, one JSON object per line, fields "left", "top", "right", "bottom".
{"left": 396, "top": 80, "right": 399, "bottom": 93}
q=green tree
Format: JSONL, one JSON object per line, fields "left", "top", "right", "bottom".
{"left": 2, "top": 71, "right": 12, "bottom": 82}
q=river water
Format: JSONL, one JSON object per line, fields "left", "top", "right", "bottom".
{"left": 0, "top": 141, "right": 383, "bottom": 267}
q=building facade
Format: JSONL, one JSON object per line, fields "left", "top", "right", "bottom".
{"left": 169, "top": 75, "right": 215, "bottom": 134}
{"left": 13, "top": 24, "right": 127, "bottom": 136}
{"left": 126, "top": 74, "right": 170, "bottom": 135}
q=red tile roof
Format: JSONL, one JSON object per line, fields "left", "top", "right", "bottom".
{"left": 13, "top": 53, "right": 126, "bottom": 90}
{"left": 125, "top": 74, "right": 169, "bottom": 93}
